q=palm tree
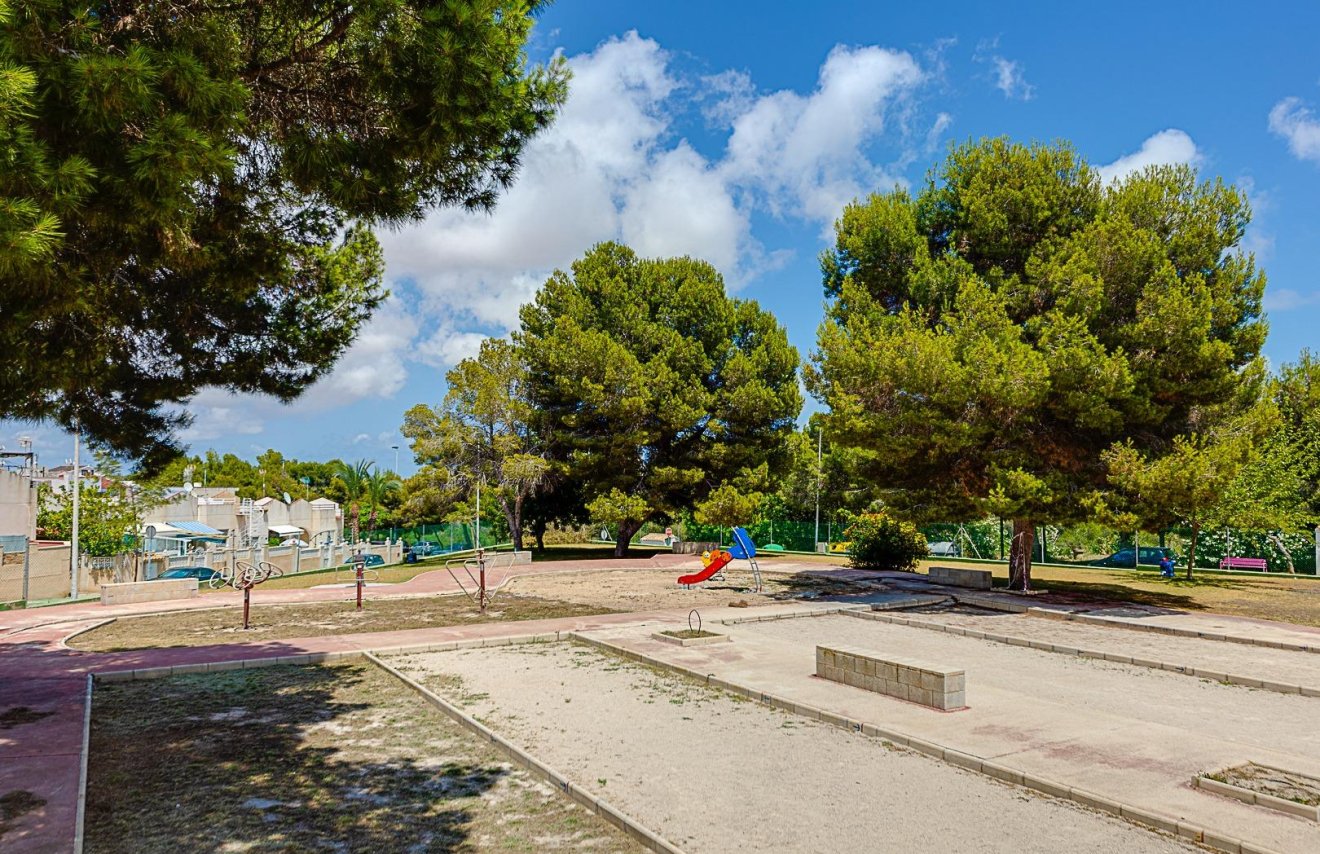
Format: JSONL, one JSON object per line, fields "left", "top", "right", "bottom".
{"left": 336, "top": 459, "right": 373, "bottom": 542}
{"left": 364, "top": 469, "right": 402, "bottom": 535}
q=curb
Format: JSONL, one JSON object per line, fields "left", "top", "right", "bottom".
{"left": 73, "top": 673, "right": 92, "bottom": 854}
{"left": 1026, "top": 608, "right": 1320, "bottom": 654}
{"left": 844, "top": 610, "right": 1320, "bottom": 699}
{"left": 59, "top": 617, "right": 118, "bottom": 649}
{"left": 565, "top": 632, "right": 1285, "bottom": 854}
{"left": 364, "top": 651, "right": 686, "bottom": 854}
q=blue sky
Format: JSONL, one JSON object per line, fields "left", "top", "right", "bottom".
{"left": 8, "top": 1, "right": 1320, "bottom": 474}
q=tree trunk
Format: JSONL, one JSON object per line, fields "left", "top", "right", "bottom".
{"left": 1007, "top": 518, "right": 1034, "bottom": 591}
{"left": 350, "top": 504, "right": 360, "bottom": 543}
{"left": 613, "top": 519, "right": 642, "bottom": 558}
{"left": 501, "top": 496, "right": 523, "bottom": 553}
{"left": 1185, "top": 521, "right": 1199, "bottom": 581}
{"left": 1266, "top": 531, "right": 1295, "bottom": 574}
{"left": 532, "top": 519, "right": 547, "bottom": 551}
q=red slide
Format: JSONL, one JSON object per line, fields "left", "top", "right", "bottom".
{"left": 677, "top": 551, "right": 733, "bottom": 586}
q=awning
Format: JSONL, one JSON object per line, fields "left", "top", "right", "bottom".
{"left": 171, "top": 520, "right": 224, "bottom": 536}
{"left": 268, "top": 524, "right": 304, "bottom": 537}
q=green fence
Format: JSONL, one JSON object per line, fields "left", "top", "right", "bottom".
{"left": 359, "top": 521, "right": 502, "bottom": 551}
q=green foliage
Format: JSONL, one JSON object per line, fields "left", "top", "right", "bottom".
{"left": 37, "top": 482, "right": 148, "bottom": 557}
{"left": 1100, "top": 397, "right": 1274, "bottom": 576}
{"left": 809, "top": 138, "right": 1267, "bottom": 588}
{"left": 518, "top": 242, "right": 802, "bottom": 555}
{"left": 335, "top": 460, "right": 374, "bottom": 541}
{"left": 402, "top": 338, "right": 549, "bottom": 549}
{"left": 694, "top": 483, "right": 762, "bottom": 529}
{"left": 843, "top": 512, "right": 927, "bottom": 572}
{"left": 1, "top": 0, "right": 567, "bottom": 467}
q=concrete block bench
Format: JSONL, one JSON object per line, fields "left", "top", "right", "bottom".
{"left": 927, "top": 565, "right": 993, "bottom": 589}
{"left": 100, "top": 578, "right": 198, "bottom": 606}
{"left": 817, "top": 644, "right": 966, "bottom": 710}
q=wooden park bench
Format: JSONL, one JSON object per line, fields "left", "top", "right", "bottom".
{"left": 1219, "top": 556, "right": 1268, "bottom": 571}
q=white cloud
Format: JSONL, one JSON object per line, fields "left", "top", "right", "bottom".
{"left": 991, "top": 57, "right": 1034, "bottom": 100}
{"left": 1263, "top": 288, "right": 1320, "bottom": 312}
{"left": 1268, "top": 97, "right": 1320, "bottom": 163}
{"left": 721, "top": 45, "right": 923, "bottom": 223}
{"left": 179, "top": 389, "right": 269, "bottom": 442}
{"left": 972, "top": 40, "right": 1033, "bottom": 101}
{"left": 381, "top": 34, "right": 926, "bottom": 341}
{"left": 1097, "top": 129, "right": 1201, "bottom": 184}
{"left": 180, "top": 295, "right": 422, "bottom": 441}
{"left": 177, "top": 34, "right": 932, "bottom": 445}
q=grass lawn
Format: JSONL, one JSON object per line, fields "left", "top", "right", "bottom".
{"left": 84, "top": 663, "right": 642, "bottom": 854}
{"left": 70, "top": 594, "right": 615, "bottom": 652}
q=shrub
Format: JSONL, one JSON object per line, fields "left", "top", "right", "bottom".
{"left": 844, "top": 513, "right": 927, "bottom": 571}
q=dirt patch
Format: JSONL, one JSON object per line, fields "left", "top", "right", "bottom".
{"left": 69, "top": 594, "right": 614, "bottom": 652}
{"left": 1207, "top": 763, "right": 1320, "bottom": 806}
{"left": 84, "top": 662, "right": 641, "bottom": 853}
{"left": 504, "top": 567, "right": 875, "bottom": 612}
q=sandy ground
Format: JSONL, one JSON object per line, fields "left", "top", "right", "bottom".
{"left": 900, "top": 610, "right": 1320, "bottom": 687}
{"left": 386, "top": 643, "right": 1196, "bottom": 854}
{"left": 502, "top": 565, "right": 870, "bottom": 612}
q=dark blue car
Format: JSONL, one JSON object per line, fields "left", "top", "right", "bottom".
{"left": 159, "top": 566, "right": 222, "bottom": 583}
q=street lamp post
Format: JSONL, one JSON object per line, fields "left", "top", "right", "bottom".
{"left": 813, "top": 428, "right": 823, "bottom": 553}
{"left": 71, "top": 420, "right": 80, "bottom": 599}
{"left": 391, "top": 444, "right": 400, "bottom": 475}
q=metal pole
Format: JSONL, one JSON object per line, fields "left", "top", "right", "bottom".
{"left": 356, "top": 562, "right": 363, "bottom": 610}
{"left": 814, "top": 428, "right": 823, "bottom": 551}
{"left": 71, "top": 420, "right": 80, "bottom": 599}
{"left": 392, "top": 445, "right": 399, "bottom": 474}
{"left": 243, "top": 587, "right": 251, "bottom": 630}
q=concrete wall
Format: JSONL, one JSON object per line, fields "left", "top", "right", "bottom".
{"left": 817, "top": 644, "right": 966, "bottom": 711}
{"left": 0, "top": 470, "right": 37, "bottom": 539}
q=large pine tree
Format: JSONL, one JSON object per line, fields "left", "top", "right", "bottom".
{"left": 809, "top": 138, "right": 1266, "bottom": 589}
{"left": 1, "top": 0, "right": 567, "bottom": 468}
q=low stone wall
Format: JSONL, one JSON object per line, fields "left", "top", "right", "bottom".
{"left": 927, "top": 566, "right": 993, "bottom": 590}
{"left": 816, "top": 644, "right": 966, "bottom": 711}
{"left": 100, "top": 578, "right": 198, "bottom": 606}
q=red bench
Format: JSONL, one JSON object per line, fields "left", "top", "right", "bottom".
{"left": 1219, "top": 556, "right": 1268, "bottom": 571}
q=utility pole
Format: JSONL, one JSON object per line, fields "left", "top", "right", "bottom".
{"left": 814, "top": 428, "right": 823, "bottom": 552}
{"left": 392, "top": 444, "right": 400, "bottom": 475}
{"left": 70, "top": 420, "right": 80, "bottom": 599}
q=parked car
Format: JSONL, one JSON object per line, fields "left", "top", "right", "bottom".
{"left": 351, "top": 553, "right": 385, "bottom": 567}
{"left": 927, "top": 541, "right": 961, "bottom": 557}
{"left": 159, "top": 566, "right": 222, "bottom": 583}
{"left": 410, "top": 541, "right": 443, "bottom": 557}
{"left": 1088, "top": 547, "right": 1172, "bottom": 568}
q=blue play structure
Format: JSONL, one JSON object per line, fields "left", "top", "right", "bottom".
{"left": 729, "top": 527, "right": 763, "bottom": 591}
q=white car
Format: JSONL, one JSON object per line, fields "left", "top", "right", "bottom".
{"left": 927, "top": 541, "right": 961, "bottom": 557}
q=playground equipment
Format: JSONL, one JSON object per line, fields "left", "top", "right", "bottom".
{"left": 677, "top": 526, "right": 763, "bottom": 592}
{"left": 444, "top": 549, "right": 519, "bottom": 612}
{"left": 209, "top": 559, "right": 281, "bottom": 629}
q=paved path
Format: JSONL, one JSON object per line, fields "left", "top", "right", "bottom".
{"left": 583, "top": 613, "right": 1320, "bottom": 854}
{"left": 901, "top": 610, "right": 1320, "bottom": 689}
